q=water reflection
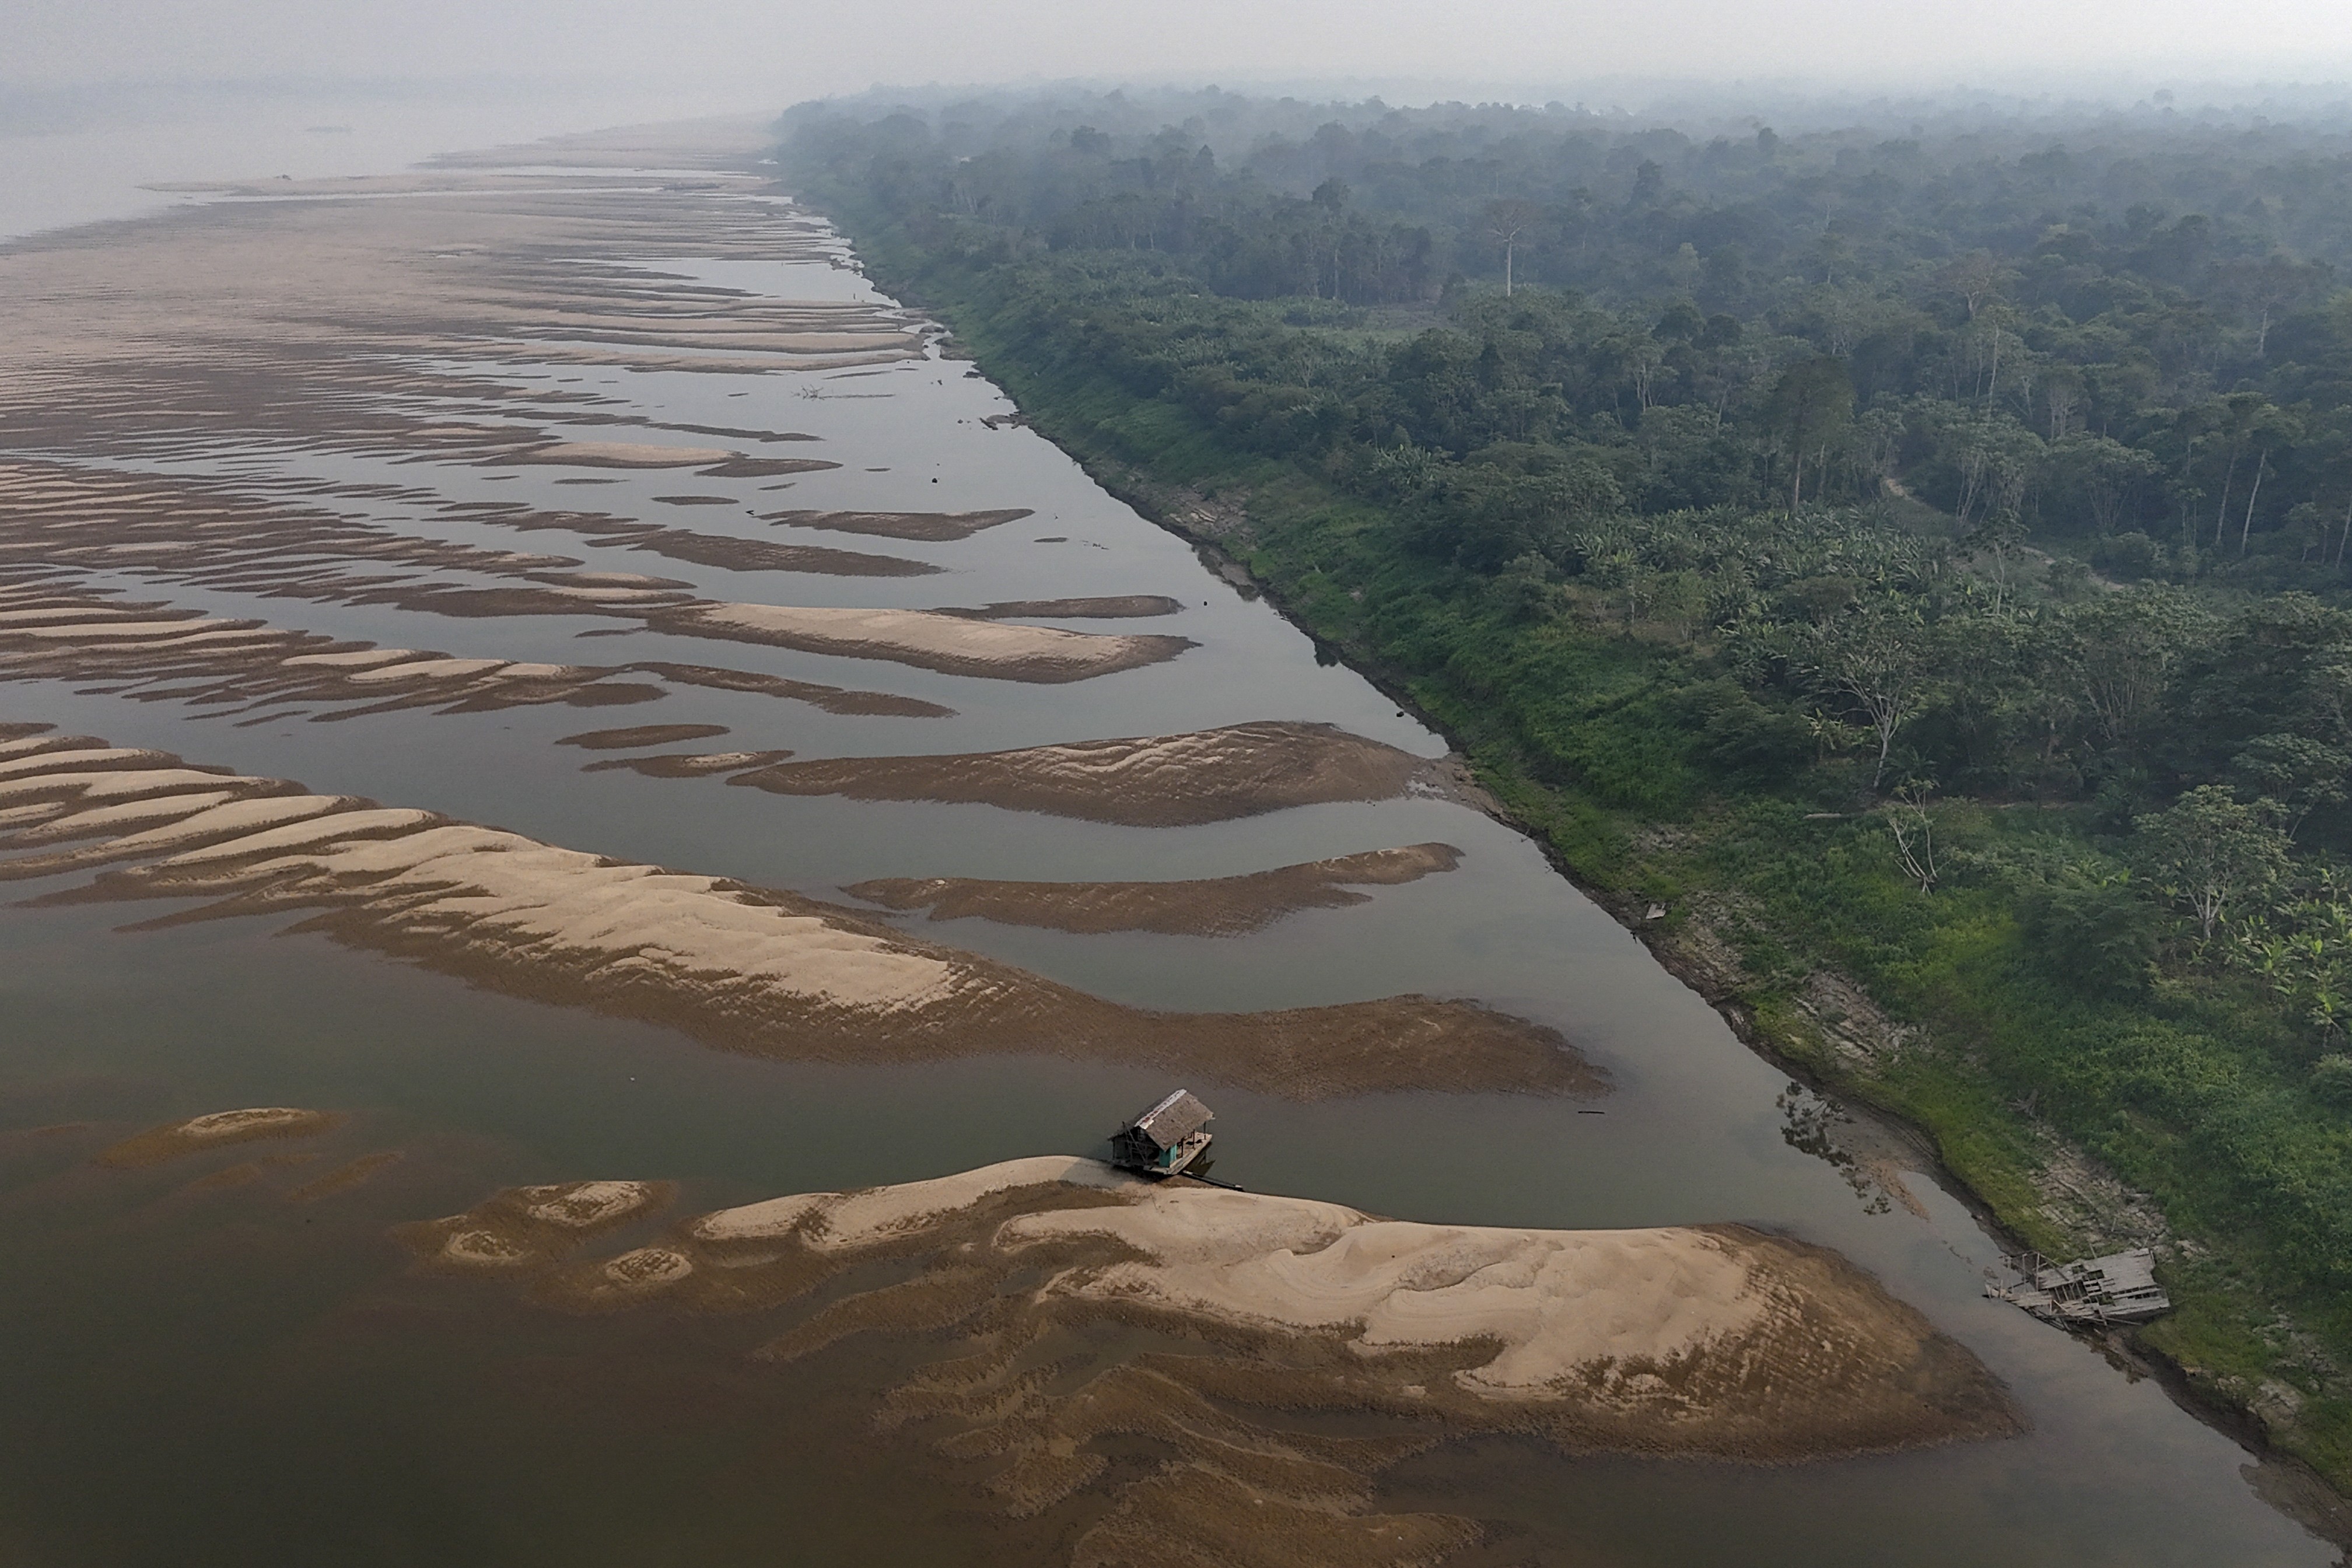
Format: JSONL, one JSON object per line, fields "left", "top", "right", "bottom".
{"left": 1777, "top": 1080, "right": 1895, "bottom": 1216}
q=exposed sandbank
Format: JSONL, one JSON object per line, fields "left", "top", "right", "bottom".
{"left": 0, "top": 580, "right": 946, "bottom": 723}
{"left": 654, "top": 603, "right": 1194, "bottom": 683}
{"left": 846, "top": 843, "right": 1463, "bottom": 936}
{"left": 0, "top": 582, "right": 663, "bottom": 722}
{"left": 9, "top": 731, "right": 1596, "bottom": 1099}
{"left": 558, "top": 724, "right": 732, "bottom": 750}
{"left": 96, "top": 1107, "right": 342, "bottom": 1168}
{"left": 0, "top": 469, "right": 1143, "bottom": 693}
{"left": 937, "top": 596, "right": 1184, "bottom": 620}
{"left": 615, "top": 530, "right": 937, "bottom": 578}
{"left": 734, "top": 722, "right": 1444, "bottom": 827}
{"left": 763, "top": 509, "right": 1035, "bottom": 541}
{"left": 464, "top": 506, "right": 941, "bottom": 579}
{"left": 623, "top": 661, "right": 953, "bottom": 719}
{"left": 425, "top": 1157, "right": 2017, "bottom": 1560}
{"left": 397, "top": 1180, "right": 677, "bottom": 1271}
{"left": 499, "top": 444, "right": 844, "bottom": 478}
{"left": 580, "top": 748, "right": 795, "bottom": 778}
{"left": 1, "top": 162, "right": 932, "bottom": 446}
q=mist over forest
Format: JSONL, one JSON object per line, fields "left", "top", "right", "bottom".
{"left": 791, "top": 84, "right": 2352, "bottom": 562}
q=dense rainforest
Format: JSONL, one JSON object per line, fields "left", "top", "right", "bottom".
{"left": 779, "top": 86, "right": 2352, "bottom": 1492}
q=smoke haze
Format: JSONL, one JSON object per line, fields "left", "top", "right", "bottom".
{"left": 8, "top": 0, "right": 2352, "bottom": 108}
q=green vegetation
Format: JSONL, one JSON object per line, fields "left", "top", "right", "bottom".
{"left": 782, "top": 88, "right": 2352, "bottom": 1488}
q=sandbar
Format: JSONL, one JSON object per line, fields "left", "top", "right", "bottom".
{"left": 734, "top": 722, "right": 1434, "bottom": 827}
{"left": 762, "top": 509, "right": 1034, "bottom": 541}
{"left": 96, "top": 1107, "right": 342, "bottom": 1168}
{"left": 657, "top": 603, "right": 1193, "bottom": 682}
{"left": 558, "top": 724, "right": 732, "bottom": 750}
{"left": 580, "top": 748, "right": 794, "bottom": 778}
{"left": 846, "top": 844, "right": 1463, "bottom": 936}
{"left": 396, "top": 1179, "right": 678, "bottom": 1272}
{"left": 0, "top": 580, "right": 940, "bottom": 724}
{"left": 427, "top": 1156, "right": 2017, "bottom": 1558}
{"left": 15, "top": 731, "right": 1594, "bottom": 1099}
{"left": 937, "top": 596, "right": 1184, "bottom": 620}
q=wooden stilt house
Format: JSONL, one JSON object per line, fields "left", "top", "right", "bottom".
{"left": 1110, "top": 1089, "right": 1213, "bottom": 1178}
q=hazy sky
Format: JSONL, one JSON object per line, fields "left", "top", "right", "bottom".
{"left": 12, "top": 0, "right": 2352, "bottom": 106}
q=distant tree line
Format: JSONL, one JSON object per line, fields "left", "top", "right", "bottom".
{"left": 785, "top": 89, "right": 2352, "bottom": 570}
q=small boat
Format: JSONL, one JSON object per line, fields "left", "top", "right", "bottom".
{"left": 1110, "top": 1088, "right": 1214, "bottom": 1178}
{"left": 1987, "top": 1247, "right": 2170, "bottom": 1326}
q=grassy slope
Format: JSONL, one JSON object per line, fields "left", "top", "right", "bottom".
{"left": 839, "top": 234, "right": 2352, "bottom": 1499}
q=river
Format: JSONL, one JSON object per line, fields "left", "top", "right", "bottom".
{"left": 0, "top": 115, "right": 2337, "bottom": 1567}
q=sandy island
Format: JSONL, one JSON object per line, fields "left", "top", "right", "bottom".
{"left": 762, "top": 509, "right": 1035, "bottom": 541}
{"left": 423, "top": 1156, "right": 2017, "bottom": 1564}
{"left": 96, "top": 1107, "right": 342, "bottom": 1168}
{"left": 0, "top": 472, "right": 1176, "bottom": 693}
{"left": 936, "top": 596, "right": 1185, "bottom": 620}
{"left": 653, "top": 603, "right": 1194, "bottom": 683}
{"left": 848, "top": 843, "right": 1464, "bottom": 936}
{"left": 734, "top": 722, "right": 1451, "bottom": 826}
{"left": 557, "top": 723, "right": 733, "bottom": 750}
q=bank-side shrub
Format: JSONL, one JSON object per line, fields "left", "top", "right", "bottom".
{"left": 2313, "top": 1055, "right": 2352, "bottom": 1110}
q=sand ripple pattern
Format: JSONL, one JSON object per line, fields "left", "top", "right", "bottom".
{"left": 736, "top": 722, "right": 1448, "bottom": 827}
{"left": 0, "top": 160, "right": 932, "bottom": 468}
{"left": 0, "top": 581, "right": 952, "bottom": 723}
{"left": 0, "top": 724, "right": 1597, "bottom": 1098}
{"left": 430, "top": 1157, "right": 2017, "bottom": 1566}
{"left": 0, "top": 463, "right": 1156, "bottom": 687}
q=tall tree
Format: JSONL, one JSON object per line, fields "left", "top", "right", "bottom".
{"left": 2134, "top": 785, "right": 2290, "bottom": 940}
{"left": 1484, "top": 199, "right": 1541, "bottom": 299}
{"left": 1801, "top": 600, "right": 1937, "bottom": 790}
{"left": 1764, "top": 358, "right": 1854, "bottom": 510}
{"left": 2208, "top": 393, "right": 2276, "bottom": 550}
{"left": 2236, "top": 406, "right": 2301, "bottom": 555}
{"left": 2062, "top": 589, "right": 2210, "bottom": 747}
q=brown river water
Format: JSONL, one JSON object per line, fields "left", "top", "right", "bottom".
{"left": 0, "top": 118, "right": 2341, "bottom": 1566}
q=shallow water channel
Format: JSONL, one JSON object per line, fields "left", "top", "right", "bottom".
{"left": 0, "top": 145, "right": 2340, "bottom": 1566}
